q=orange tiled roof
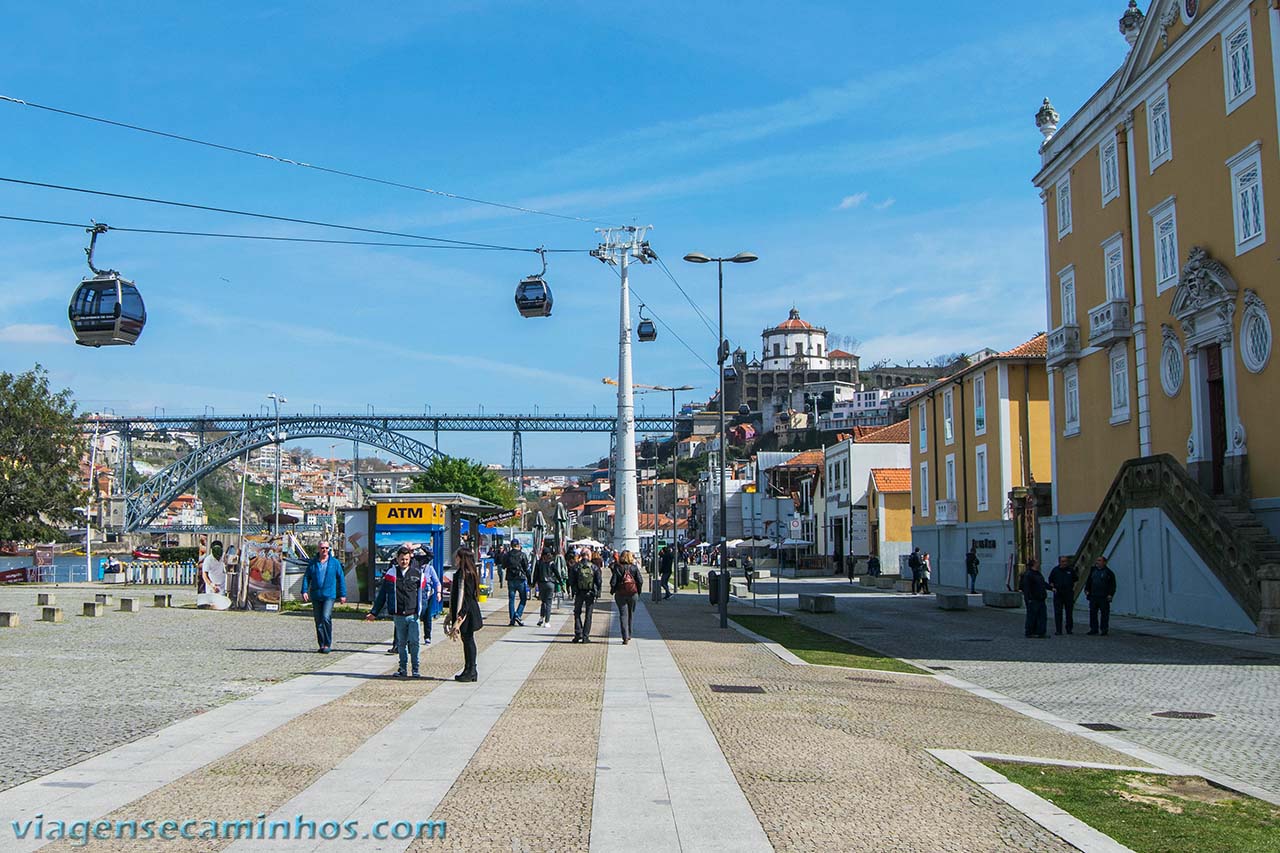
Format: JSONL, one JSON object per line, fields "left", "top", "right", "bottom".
{"left": 828, "top": 349, "right": 855, "bottom": 358}
{"left": 856, "top": 420, "right": 910, "bottom": 444}
{"left": 998, "top": 332, "right": 1048, "bottom": 359}
{"left": 870, "top": 468, "right": 912, "bottom": 493}
{"left": 774, "top": 450, "right": 824, "bottom": 468}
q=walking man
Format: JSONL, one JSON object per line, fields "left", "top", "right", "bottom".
{"left": 908, "top": 547, "right": 923, "bottom": 594}
{"left": 610, "top": 550, "right": 644, "bottom": 645}
{"left": 365, "top": 545, "right": 425, "bottom": 678}
{"left": 659, "top": 545, "right": 676, "bottom": 599}
{"left": 532, "top": 547, "right": 558, "bottom": 627}
{"left": 503, "top": 538, "right": 531, "bottom": 626}
{"left": 965, "top": 544, "right": 980, "bottom": 594}
{"left": 1019, "top": 558, "right": 1048, "bottom": 638}
{"left": 1047, "top": 555, "right": 1078, "bottom": 635}
{"left": 1085, "top": 556, "right": 1117, "bottom": 636}
{"left": 571, "top": 551, "right": 602, "bottom": 643}
{"left": 301, "top": 540, "right": 346, "bottom": 654}
{"left": 866, "top": 554, "right": 881, "bottom": 577}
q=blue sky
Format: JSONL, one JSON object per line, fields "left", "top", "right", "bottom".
{"left": 1, "top": 1, "right": 1132, "bottom": 465}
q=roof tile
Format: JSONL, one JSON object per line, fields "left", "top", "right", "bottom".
{"left": 870, "top": 468, "right": 912, "bottom": 492}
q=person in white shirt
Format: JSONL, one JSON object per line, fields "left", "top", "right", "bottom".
{"left": 201, "top": 540, "right": 227, "bottom": 594}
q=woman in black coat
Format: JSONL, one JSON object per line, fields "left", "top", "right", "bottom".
{"left": 447, "top": 548, "right": 484, "bottom": 682}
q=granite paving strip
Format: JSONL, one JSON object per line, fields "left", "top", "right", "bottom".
{"left": 418, "top": 599, "right": 614, "bottom": 852}
{"left": 29, "top": 622, "right": 515, "bottom": 853}
{"left": 645, "top": 599, "right": 1141, "bottom": 852}
{"left": 591, "top": 599, "right": 772, "bottom": 853}
{"left": 225, "top": 611, "right": 572, "bottom": 852}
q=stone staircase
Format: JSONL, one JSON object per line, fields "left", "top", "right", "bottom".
{"left": 1070, "top": 454, "right": 1280, "bottom": 636}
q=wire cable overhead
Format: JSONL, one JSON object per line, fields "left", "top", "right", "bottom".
{"left": 0, "top": 93, "right": 623, "bottom": 227}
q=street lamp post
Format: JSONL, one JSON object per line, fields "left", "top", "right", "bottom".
{"left": 267, "top": 393, "right": 287, "bottom": 538}
{"left": 683, "top": 251, "right": 758, "bottom": 629}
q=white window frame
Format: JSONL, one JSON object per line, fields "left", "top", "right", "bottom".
{"left": 917, "top": 403, "right": 927, "bottom": 451}
{"left": 1063, "top": 363, "right": 1081, "bottom": 437}
{"left": 1099, "top": 136, "right": 1120, "bottom": 206}
{"left": 1226, "top": 141, "right": 1265, "bottom": 255}
{"left": 1147, "top": 85, "right": 1172, "bottom": 172}
{"left": 1222, "top": 14, "right": 1256, "bottom": 114}
{"left": 1109, "top": 345, "right": 1131, "bottom": 425}
{"left": 919, "top": 462, "right": 930, "bottom": 517}
{"left": 944, "top": 453, "right": 956, "bottom": 502}
{"left": 1056, "top": 174, "right": 1072, "bottom": 239}
{"left": 1058, "top": 265, "right": 1077, "bottom": 326}
{"left": 942, "top": 388, "right": 954, "bottom": 445}
{"left": 1101, "top": 232, "right": 1125, "bottom": 301}
{"left": 973, "top": 372, "right": 987, "bottom": 436}
{"left": 975, "top": 444, "right": 989, "bottom": 512}
{"left": 1161, "top": 333, "right": 1185, "bottom": 397}
{"left": 1240, "top": 294, "right": 1272, "bottom": 374}
{"left": 1149, "top": 196, "right": 1179, "bottom": 294}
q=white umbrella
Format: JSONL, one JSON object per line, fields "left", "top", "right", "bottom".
{"left": 570, "top": 537, "right": 605, "bottom": 548}
{"left": 726, "top": 538, "right": 745, "bottom": 548}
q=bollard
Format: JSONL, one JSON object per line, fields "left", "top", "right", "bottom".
{"left": 37, "top": 593, "right": 56, "bottom": 606}
{"left": 41, "top": 607, "right": 64, "bottom": 623}
{"left": 0, "top": 612, "right": 20, "bottom": 628}
{"left": 153, "top": 594, "right": 172, "bottom": 608}
{"left": 83, "top": 602, "right": 105, "bottom": 617}
{"left": 95, "top": 593, "right": 114, "bottom": 606}
{"left": 119, "top": 598, "right": 140, "bottom": 613}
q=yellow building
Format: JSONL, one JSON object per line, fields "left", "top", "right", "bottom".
{"left": 1034, "top": 0, "right": 1280, "bottom": 634}
{"left": 907, "top": 335, "right": 1051, "bottom": 588}
{"left": 867, "top": 468, "right": 913, "bottom": 570}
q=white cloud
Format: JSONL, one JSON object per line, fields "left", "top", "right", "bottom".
{"left": 0, "top": 323, "right": 70, "bottom": 344}
{"left": 874, "top": 198, "right": 896, "bottom": 210}
{"left": 837, "top": 192, "right": 869, "bottom": 210}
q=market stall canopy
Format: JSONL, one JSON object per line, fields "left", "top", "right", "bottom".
{"left": 569, "top": 537, "right": 605, "bottom": 548}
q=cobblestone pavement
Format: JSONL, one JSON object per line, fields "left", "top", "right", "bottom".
{"left": 770, "top": 577, "right": 1280, "bottom": 798}
{"left": 0, "top": 584, "right": 392, "bottom": 792}
{"left": 647, "top": 595, "right": 1136, "bottom": 853}
{"left": 420, "top": 599, "right": 613, "bottom": 852}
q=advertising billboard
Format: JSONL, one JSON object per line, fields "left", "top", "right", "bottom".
{"left": 341, "top": 509, "right": 372, "bottom": 603}
{"left": 373, "top": 502, "right": 445, "bottom": 585}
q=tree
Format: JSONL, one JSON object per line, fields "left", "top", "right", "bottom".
{"left": 0, "top": 365, "right": 85, "bottom": 541}
{"left": 930, "top": 352, "right": 967, "bottom": 368}
{"left": 409, "top": 455, "right": 517, "bottom": 509}
{"left": 828, "top": 333, "right": 862, "bottom": 355}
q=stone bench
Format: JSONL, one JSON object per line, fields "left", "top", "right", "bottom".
{"left": 936, "top": 592, "right": 969, "bottom": 611}
{"left": 0, "top": 611, "right": 19, "bottom": 628}
{"left": 748, "top": 569, "right": 772, "bottom": 580}
{"left": 731, "top": 581, "right": 751, "bottom": 597}
{"left": 153, "top": 594, "right": 173, "bottom": 608}
{"left": 894, "top": 579, "right": 915, "bottom": 593}
{"left": 797, "top": 593, "right": 836, "bottom": 613}
{"left": 41, "top": 607, "right": 64, "bottom": 623}
{"left": 874, "top": 577, "right": 897, "bottom": 590}
{"left": 83, "top": 602, "right": 105, "bottom": 617}
{"left": 94, "top": 593, "right": 114, "bottom": 606}
{"left": 119, "top": 597, "right": 141, "bottom": 613}
{"left": 982, "top": 590, "right": 1023, "bottom": 609}
{"left": 37, "top": 593, "right": 56, "bottom": 606}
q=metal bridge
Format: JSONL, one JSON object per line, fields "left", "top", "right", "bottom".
{"left": 80, "top": 413, "right": 676, "bottom": 532}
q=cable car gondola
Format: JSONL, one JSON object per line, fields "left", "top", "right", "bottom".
{"left": 515, "top": 248, "right": 553, "bottom": 318}
{"left": 68, "top": 224, "right": 146, "bottom": 347}
{"left": 637, "top": 303, "right": 657, "bottom": 342}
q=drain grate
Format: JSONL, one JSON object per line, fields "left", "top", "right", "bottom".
{"left": 1079, "top": 722, "right": 1125, "bottom": 732}
{"left": 848, "top": 676, "right": 892, "bottom": 684}
{"left": 710, "top": 684, "right": 766, "bottom": 694}
{"left": 1152, "top": 710, "right": 1216, "bottom": 719}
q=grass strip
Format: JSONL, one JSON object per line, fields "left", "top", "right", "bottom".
{"left": 987, "top": 761, "right": 1280, "bottom": 853}
{"left": 732, "top": 614, "right": 926, "bottom": 674}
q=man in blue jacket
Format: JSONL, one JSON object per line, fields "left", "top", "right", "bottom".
{"left": 301, "top": 540, "right": 346, "bottom": 653}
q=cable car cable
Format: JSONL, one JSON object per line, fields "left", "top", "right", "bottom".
{"left": 603, "top": 264, "right": 715, "bottom": 375}
{"left": 0, "top": 93, "right": 625, "bottom": 227}
{"left": 0, "top": 176, "right": 590, "bottom": 253}
{"left": 651, "top": 253, "right": 719, "bottom": 339}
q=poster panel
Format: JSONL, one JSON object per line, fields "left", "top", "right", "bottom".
{"left": 242, "top": 534, "right": 282, "bottom": 610}
{"left": 341, "top": 509, "right": 372, "bottom": 603}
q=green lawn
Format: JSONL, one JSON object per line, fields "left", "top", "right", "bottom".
{"left": 988, "top": 762, "right": 1280, "bottom": 853}
{"left": 731, "top": 615, "right": 926, "bottom": 674}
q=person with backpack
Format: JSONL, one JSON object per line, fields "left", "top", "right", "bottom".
{"left": 919, "top": 552, "right": 932, "bottom": 595}
{"left": 907, "top": 547, "right": 923, "bottom": 594}
{"left": 532, "top": 547, "right": 559, "bottom": 627}
{"left": 965, "top": 544, "right": 980, "bottom": 594}
{"left": 365, "top": 545, "right": 426, "bottom": 678}
{"left": 413, "top": 545, "right": 442, "bottom": 645}
{"left": 571, "top": 550, "right": 602, "bottom": 643}
{"left": 503, "top": 538, "right": 531, "bottom": 626}
{"left": 610, "top": 550, "right": 644, "bottom": 645}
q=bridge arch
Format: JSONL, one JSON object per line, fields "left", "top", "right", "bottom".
{"left": 124, "top": 417, "right": 441, "bottom": 531}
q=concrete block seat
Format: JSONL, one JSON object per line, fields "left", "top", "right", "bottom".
{"left": 731, "top": 581, "right": 751, "bottom": 597}
{"left": 41, "top": 607, "right": 64, "bottom": 623}
{"left": 748, "top": 569, "right": 772, "bottom": 580}
{"left": 36, "top": 593, "right": 55, "bottom": 606}
{"left": 875, "top": 577, "right": 897, "bottom": 590}
{"left": 798, "top": 593, "right": 836, "bottom": 613}
{"left": 153, "top": 594, "right": 173, "bottom": 608}
{"left": 982, "top": 590, "right": 1023, "bottom": 608}
{"left": 94, "top": 593, "right": 114, "bottom": 606}
{"left": 83, "top": 602, "right": 105, "bottom": 617}
{"left": 119, "top": 597, "right": 141, "bottom": 613}
{"left": 935, "top": 592, "right": 969, "bottom": 610}
{"left": 894, "top": 579, "right": 914, "bottom": 593}
{"left": 0, "top": 612, "right": 19, "bottom": 628}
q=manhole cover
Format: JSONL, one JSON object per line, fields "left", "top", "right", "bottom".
{"left": 848, "top": 676, "right": 892, "bottom": 684}
{"left": 1079, "top": 722, "right": 1125, "bottom": 731}
{"left": 710, "top": 684, "right": 766, "bottom": 694}
{"left": 929, "top": 665, "right": 954, "bottom": 671}
{"left": 1152, "top": 711, "right": 1216, "bottom": 719}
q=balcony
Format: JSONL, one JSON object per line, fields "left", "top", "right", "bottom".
{"left": 935, "top": 499, "right": 958, "bottom": 526}
{"left": 1046, "top": 324, "right": 1081, "bottom": 368}
{"left": 1087, "top": 298, "right": 1133, "bottom": 348}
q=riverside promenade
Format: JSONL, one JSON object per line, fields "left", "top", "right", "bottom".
{"left": 1, "top": 581, "right": 1273, "bottom": 851}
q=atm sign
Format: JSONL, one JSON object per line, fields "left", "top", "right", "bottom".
{"left": 376, "top": 503, "right": 446, "bottom": 525}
